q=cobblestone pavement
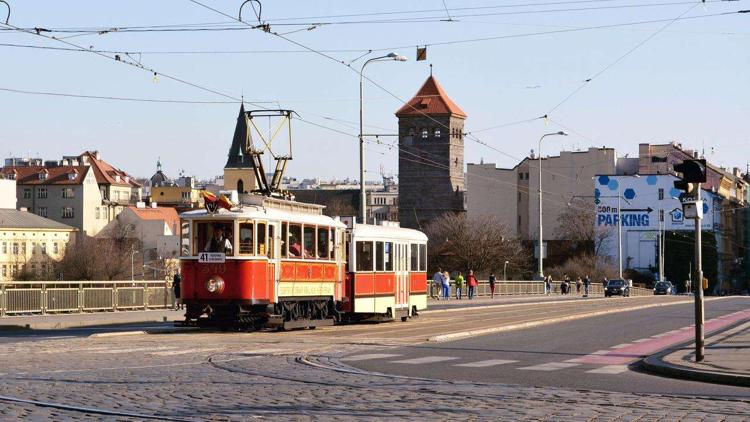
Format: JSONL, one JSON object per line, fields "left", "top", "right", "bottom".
{"left": 1, "top": 329, "right": 748, "bottom": 421}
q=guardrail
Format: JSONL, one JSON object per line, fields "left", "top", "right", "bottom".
{"left": 429, "top": 280, "right": 653, "bottom": 298}
{"left": 0, "top": 281, "right": 173, "bottom": 316}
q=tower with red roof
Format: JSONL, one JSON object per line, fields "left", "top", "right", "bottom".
{"left": 395, "top": 75, "right": 467, "bottom": 229}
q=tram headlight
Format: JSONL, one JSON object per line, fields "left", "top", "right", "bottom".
{"left": 205, "top": 276, "right": 225, "bottom": 294}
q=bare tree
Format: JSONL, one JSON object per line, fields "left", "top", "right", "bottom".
{"left": 55, "top": 236, "right": 142, "bottom": 281}
{"left": 546, "top": 253, "right": 617, "bottom": 282}
{"left": 323, "top": 198, "right": 357, "bottom": 218}
{"left": 425, "top": 213, "right": 530, "bottom": 277}
{"left": 554, "top": 199, "right": 614, "bottom": 257}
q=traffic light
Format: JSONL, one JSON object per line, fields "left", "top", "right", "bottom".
{"left": 673, "top": 159, "right": 707, "bottom": 199}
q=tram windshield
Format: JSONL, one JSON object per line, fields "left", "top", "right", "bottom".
{"left": 194, "top": 221, "right": 234, "bottom": 256}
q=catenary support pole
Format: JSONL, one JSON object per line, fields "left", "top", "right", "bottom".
{"left": 694, "top": 184, "right": 705, "bottom": 361}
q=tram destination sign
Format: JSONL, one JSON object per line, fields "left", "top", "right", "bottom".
{"left": 198, "top": 252, "right": 226, "bottom": 263}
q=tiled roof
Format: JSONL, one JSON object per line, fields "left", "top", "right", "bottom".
{"left": 79, "top": 151, "right": 141, "bottom": 188}
{"left": 0, "top": 208, "right": 76, "bottom": 230}
{"left": 0, "top": 165, "right": 89, "bottom": 185}
{"left": 128, "top": 206, "right": 180, "bottom": 234}
{"left": 395, "top": 75, "right": 467, "bottom": 118}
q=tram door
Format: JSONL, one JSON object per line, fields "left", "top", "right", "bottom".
{"left": 395, "top": 243, "right": 410, "bottom": 312}
{"left": 265, "top": 222, "right": 281, "bottom": 301}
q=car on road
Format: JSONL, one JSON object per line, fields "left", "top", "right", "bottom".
{"left": 604, "top": 279, "right": 630, "bottom": 297}
{"left": 653, "top": 281, "right": 674, "bottom": 295}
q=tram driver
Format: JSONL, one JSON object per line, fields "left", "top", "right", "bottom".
{"left": 205, "top": 224, "right": 233, "bottom": 254}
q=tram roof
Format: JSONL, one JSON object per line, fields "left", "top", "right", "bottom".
{"left": 180, "top": 205, "right": 346, "bottom": 228}
{"left": 352, "top": 223, "right": 428, "bottom": 243}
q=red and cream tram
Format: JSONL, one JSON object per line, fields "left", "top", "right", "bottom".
{"left": 179, "top": 195, "right": 427, "bottom": 329}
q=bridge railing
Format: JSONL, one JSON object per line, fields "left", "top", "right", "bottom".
{"left": 0, "top": 281, "right": 173, "bottom": 316}
{"left": 428, "top": 280, "right": 653, "bottom": 298}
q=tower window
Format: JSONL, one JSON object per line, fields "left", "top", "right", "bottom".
{"left": 434, "top": 129, "right": 441, "bottom": 138}
{"left": 421, "top": 129, "right": 428, "bottom": 139}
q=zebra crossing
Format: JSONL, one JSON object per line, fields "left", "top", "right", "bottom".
{"left": 339, "top": 352, "right": 633, "bottom": 374}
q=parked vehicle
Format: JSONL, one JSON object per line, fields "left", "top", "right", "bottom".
{"left": 653, "top": 281, "right": 674, "bottom": 295}
{"left": 605, "top": 279, "right": 630, "bottom": 297}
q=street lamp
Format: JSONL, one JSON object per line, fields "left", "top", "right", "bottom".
{"left": 537, "top": 131, "right": 567, "bottom": 279}
{"left": 503, "top": 260, "right": 509, "bottom": 281}
{"left": 131, "top": 245, "right": 139, "bottom": 282}
{"left": 359, "top": 52, "right": 408, "bottom": 224}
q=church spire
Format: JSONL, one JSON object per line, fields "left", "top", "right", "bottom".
{"left": 225, "top": 103, "right": 254, "bottom": 169}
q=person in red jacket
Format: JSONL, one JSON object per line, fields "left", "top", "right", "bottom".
{"left": 467, "top": 270, "right": 478, "bottom": 300}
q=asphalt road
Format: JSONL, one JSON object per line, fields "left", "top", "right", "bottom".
{"left": 344, "top": 297, "right": 750, "bottom": 398}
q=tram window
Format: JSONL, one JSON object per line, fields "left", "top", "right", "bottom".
{"left": 419, "top": 244, "right": 427, "bottom": 271}
{"left": 281, "top": 222, "right": 288, "bottom": 258}
{"left": 239, "top": 222, "right": 254, "bottom": 255}
{"left": 268, "top": 225, "right": 275, "bottom": 258}
{"left": 375, "top": 242, "right": 384, "bottom": 271}
{"left": 317, "top": 227, "right": 329, "bottom": 259}
{"left": 303, "top": 226, "right": 315, "bottom": 259}
{"left": 257, "top": 222, "right": 267, "bottom": 256}
{"left": 410, "top": 244, "right": 419, "bottom": 272}
{"left": 288, "top": 224, "right": 302, "bottom": 258}
{"left": 384, "top": 242, "right": 393, "bottom": 271}
{"left": 180, "top": 220, "right": 190, "bottom": 256}
{"left": 194, "top": 221, "right": 234, "bottom": 256}
{"left": 356, "top": 241, "right": 373, "bottom": 272}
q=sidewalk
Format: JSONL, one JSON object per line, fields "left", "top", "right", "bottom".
{"left": 0, "top": 309, "right": 185, "bottom": 331}
{"left": 426, "top": 293, "right": 599, "bottom": 311}
{"left": 642, "top": 318, "right": 750, "bottom": 387}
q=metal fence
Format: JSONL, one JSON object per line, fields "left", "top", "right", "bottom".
{"left": 0, "top": 281, "right": 173, "bottom": 316}
{"left": 429, "top": 280, "right": 653, "bottom": 298}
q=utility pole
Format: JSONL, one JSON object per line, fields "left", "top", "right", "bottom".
{"left": 694, "top": 184, "right": 705, "bottom": 361}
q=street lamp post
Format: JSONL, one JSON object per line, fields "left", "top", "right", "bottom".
{"left": 503, "top": 260, "right": 509, "bottom": 281}
{"left": 359, "top": 52, "right": 407, "bottom": 224}
{"left": 131, "top": 245, "right": 139, "bottom": 282}
{"left": 537, "top": 131, "right": 567, "bottom": 279}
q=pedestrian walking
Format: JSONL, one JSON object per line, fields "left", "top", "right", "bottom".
{"left": 442, "top": 270, "right": 451, "bottom": 300}
{"left": 467, "top": 270, "right": 478, "bottom": 299}
{"left": 684, "top": 279, "right": 691, "bottom": 294}
{"left": 489, "top": 272, "right": 497, "bottom": 299}
{"left": 172, "top": 271, "right": 182, "bottom": 310}
{"left": 576, "top": 277, "right": 582, "bottom": 294}
{"left": 433, "top": 268, "right": 445, "bottom": 300}
{"left": 455, "top": 272, "right": 465, "bottom": 300}
{"left": 545, "top": 275, "right": 552, "bottom": 294}
{"left": 583, "top": 275, "right": 590, "bottom": 297}
{"left": 564, "top": 274, "right": 571, "bottom": 295}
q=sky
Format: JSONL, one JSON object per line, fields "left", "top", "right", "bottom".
{"left": 1, "top": 1, "right": 749, "bottom": 182}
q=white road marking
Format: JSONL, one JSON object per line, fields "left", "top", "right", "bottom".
{"left": 591, "top": 350, "right": 609, "bottom": 355}
{"left": 240, "top": 348, "right": 287, "bottom": 355}
{"left": 586, "top": 365, "right": 629, "bottom": 374}
{"left": 564, "top": 358, "right": 584, "bottom": 363}
{"left": 150, "top": 348, "right": 222, "bottom": 356}
{"left": 454, "top": 359, "right": 518, "bottom": 368}
{"left": 340, "top": 353, "right": 402, "bottom": 362}
{"left": 632, "top": 338, "right": 650, "bottom": 343}
{"left": 611, "top": 343, "right": 631, "bottom": 349}
{"left": 92, "top": 346, "right": 175, "bottom": 354}
{"left": 519, "top": 362, "right": 580, "bottom": 371}
{"left": 391, "top": 356, "right": 459, "bottom": 364}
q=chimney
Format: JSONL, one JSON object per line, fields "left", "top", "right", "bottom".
{"left": 151, "top": 202, "right": 158, "bottom": 209}
{"left": 693, "top": 151, "right": 699, "bottom": 159}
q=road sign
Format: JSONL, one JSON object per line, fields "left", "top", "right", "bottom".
{"left": 198, "top": 252, "right": 226, "bottom": 263}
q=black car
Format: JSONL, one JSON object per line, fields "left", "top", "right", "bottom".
{"left": 653, "top": 281, "right": 674, "bottom": 295}
{"left": 605, "top": 279, "right": 630, "bottom": 297}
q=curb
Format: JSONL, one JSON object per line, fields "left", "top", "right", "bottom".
{"left": 422, "top": 296, "right": 613, "bottom": 315}
{"left": 639, "top": 320, "right": 750, "bottom": 387}
{"left": 0, "top": 312, "right": 183, "bottom": 331}
{"left": 427, "top": 298, "right": 708, "bottom": 342}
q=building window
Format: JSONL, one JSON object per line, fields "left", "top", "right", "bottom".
{"left": 658, "top": 188, "right": 664, "bottom": 200}
{"left": 12, "top": 242, "right": 19, "bottom": 255}
{"left": 41, "top": 242, "right": 47, "bottom": 255}
{"left": 23, "top": 189, "right": 31, "bottom": 199}
{"left": 434, "top": 129, "right": 441, "bottom": 138}
{"left": 182, "top": 191, "right": 191, "bottom": 201}
{"left": 68, "top": 173, "right": 76, "bottom": 181}
{"left": 39, "top": 173, "right": 47, "bottom": 180}
{"left": 62, "top": 188, "right": 75, "bottom": 198}
{"left": 62, "top": 207, "right": 74, "bottom": 219}
{"left": 95, "top": 207, "right": 100, "bottom": 219}
{"left": 421, "top": 129, "right": 429, "bottom": 139}
{"left": 1, "top": 265, "right": 6, "bottom": 277}
{"left": 20, "top": 242, "right": 26, "bottom": 255}
{"left": 37, "top": 207, "right": 47, "bottom": 218}
{"left": 53, "top": 242, "right": 59, "bottom": 255}
{"left": 38, "top": 188, "right": 48, "bottom": 199}
{"left": 659, "top": 209, "right": 664, "bottom": 222}
{"left": 1, "top": 241, "right": 6, "bottom": 254}
{"left": 31, "top": 242, "right": 36, "bottom": 254}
